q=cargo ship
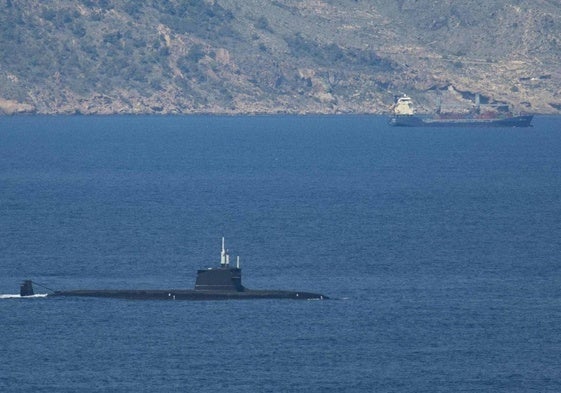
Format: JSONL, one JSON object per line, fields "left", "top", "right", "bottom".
{"left": 17, "top": 238, "right": 328, "bottom": 301}
{"left": 388, "top": 94, "right": 533, "bottom": 127}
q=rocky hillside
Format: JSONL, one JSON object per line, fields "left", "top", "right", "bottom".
{"left": 0, "top": 0, "right": 560, "bottom": 115}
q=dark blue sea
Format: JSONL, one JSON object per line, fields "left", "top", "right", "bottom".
{"left": 1, "top": 115, "right": 560, "bottom": 392}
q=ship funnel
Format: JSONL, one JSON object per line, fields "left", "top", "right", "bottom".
{"left": 475, "top": 94, "right": 480, "bottom": 113}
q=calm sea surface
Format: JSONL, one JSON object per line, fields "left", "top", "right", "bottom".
{"left": 1, "top": 115, "right": 560, "bottom": 392}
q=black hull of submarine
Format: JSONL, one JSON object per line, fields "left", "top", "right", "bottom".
{"left": 19, "top": 238, "right": 328, "bottom": 301}
{"left": 48, "top": 289, "right": 326, "bottom": 300}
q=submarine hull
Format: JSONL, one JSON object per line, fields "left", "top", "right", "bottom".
{"left": 19, "top": 238, "right": 328, "bottom": 301}
{"left": 49, "top": 289, "right": 327, "bottom": 300}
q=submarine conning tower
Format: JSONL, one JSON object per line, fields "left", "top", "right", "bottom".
{"left": 194, "top": 237, "right": 245, "bottom": 292}
{"left": 20, "top": 280, "right": 34, "bottom": 297}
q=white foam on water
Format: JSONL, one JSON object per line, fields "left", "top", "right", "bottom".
{"left": 0, "top": 294, "right": 48, "bottom": 299}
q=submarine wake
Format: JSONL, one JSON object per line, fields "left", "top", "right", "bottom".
{"left": 1, "top": 294, "right": 48, "bottom": 299}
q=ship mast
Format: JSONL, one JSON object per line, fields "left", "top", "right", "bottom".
{"left": 475, "top": 93, "right": 481, "bottom": 114}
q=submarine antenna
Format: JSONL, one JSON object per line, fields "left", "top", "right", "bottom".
{"left": 221, "top": 237, "right": 226, "bottom": 266}
{"left": 236, "top": 256, "right": 240, "bottom": 269}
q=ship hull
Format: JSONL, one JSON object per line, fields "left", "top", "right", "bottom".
{"left": 48, "top": 289, "right": 327, "bottom": 300}
{"left": 389, "top": 114, "right": 533, "bottom": 127}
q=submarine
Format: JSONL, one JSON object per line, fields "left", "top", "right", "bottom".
{"left": 19, "top": 238, "right": 328, "bottom": 301}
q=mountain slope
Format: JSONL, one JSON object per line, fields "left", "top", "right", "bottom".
{"left": 0, "top": 0, "right": 559, "bottom": 114}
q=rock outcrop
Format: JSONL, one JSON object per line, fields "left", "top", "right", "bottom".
{"left": 0, "top": 0, "right": 559, "bottom": 115}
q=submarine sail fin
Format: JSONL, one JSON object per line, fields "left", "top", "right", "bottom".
{"left": 20, "top": 280, "right": 34, "bottom": 297}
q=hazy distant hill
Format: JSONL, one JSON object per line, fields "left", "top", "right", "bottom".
{"left": 0, "top": 0, "right": 560, "bottom": 115}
